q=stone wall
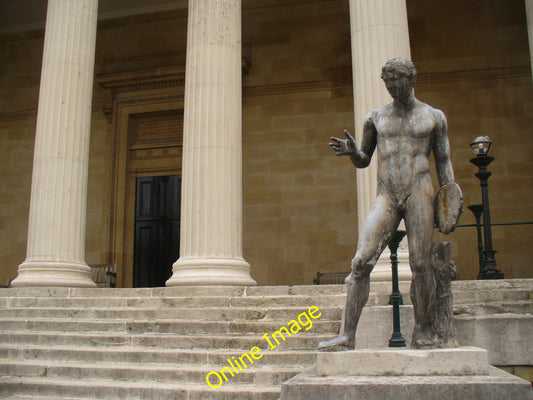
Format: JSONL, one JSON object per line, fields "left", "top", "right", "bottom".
{"left": 0, "top": 0, "right": 531, "bottom": 286}
{"left": 408, "top": 0, "right": 533, "bottom": 279}
{"left": 242, "top": 0, "right": 357, "bottom": 285}
{"left": 0, "top": 31, "right": 41, "bottom": 286}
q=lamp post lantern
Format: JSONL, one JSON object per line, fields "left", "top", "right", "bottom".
{"left": 469, "top": 136, "right": 504, "bottom": 280}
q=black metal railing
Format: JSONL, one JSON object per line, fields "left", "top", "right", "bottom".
{"left": 453, "top": 204, "right": 533, "bottom": 277}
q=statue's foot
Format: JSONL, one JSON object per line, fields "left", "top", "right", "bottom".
{"left": 411, "top": 328, "right": 438, "bottom": 349}
{"left": 317, "top": 335, "right": 355, "bottom": 350}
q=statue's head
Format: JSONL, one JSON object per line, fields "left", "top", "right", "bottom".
{"left": 381, "top": 58, "right": 417, "bottom": 99}
{"left": 381, "top": 57, "right": 417, "bottom": 84}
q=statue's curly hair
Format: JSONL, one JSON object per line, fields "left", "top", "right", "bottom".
{"left": 382, "top": 57, "right": 417, "bottom": 85}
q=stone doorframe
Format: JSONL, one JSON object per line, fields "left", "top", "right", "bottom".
{"left": 96, "top": 67, "right": 185, "bottom": 287}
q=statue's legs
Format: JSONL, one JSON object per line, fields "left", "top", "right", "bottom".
{"left": 318, "top": 191, "right": 400, "bottom": 350}
{"left": 404, "top": 180, "right": 436, "bottom": 348}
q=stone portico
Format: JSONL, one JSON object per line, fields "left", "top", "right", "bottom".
{"left": 0, "top": 1, "right": 532, "bottom": 287}
{"left": 11, "top": 0, "right": 420, "bottom": 288}
{"left": 1, "top": 1, "right": 532, "bottom": 397}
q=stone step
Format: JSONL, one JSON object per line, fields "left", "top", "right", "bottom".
{"left": 452, "top": 289, "right": 532, "bottom": 304}
{"left": 1, "top": 289, "right": 529, "bottom": 311}
{"left": 0, "top": 344, "right": 318, "bottom": 366}
{"left": 0, "top": 318, "right": 340, "bottom": 335}
{"left": 2, "top": 296, "right": 530, "bottom": 324}
{"left": 0, "top": 305, "right": 409, "bottom": 350}
{"left": 0, "top": 284, "right": 345, "bottom": 299}
{"left": 453, "top": 300, "right": 533, "bottom": 316}
{"left": 2, "top": 283, "right": 530, "bottom": 309}
{"left": 0, "top": 284, "right": 343, "bottom": 298}
{"left": 0, "top": 294, "right": 348, "bottom": 309}
{"left": 4, "top": 302, "right": 529, "bottom": 352}
{"left": 454, "top": 314, "right": 533, "bottom": 366}
{"left": 1, "top": 279, "right": 530, "bottom": 301}
{"left": 2, "top": 397, "right": 88, "bottom": 400}
{"left": 451, "top": 278, "right": 533, "bottom": 292}
{"left": 0, "top": 360, "right": 305, "bottom": 386}
{"left": 0, "top": 305, "right": 343, "bottom": 321}
{"left": 0, "top": 331, "right": 331, "bottom": 350}
{"left": 0, "top": 376, "right": 281, "bottom": 400}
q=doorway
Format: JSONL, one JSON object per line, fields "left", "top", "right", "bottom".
{"left": 102, "top": 70, "right": 185, "bottom": 287}
{"left": 133, "top": 175, "right": 181, "bottom": 287}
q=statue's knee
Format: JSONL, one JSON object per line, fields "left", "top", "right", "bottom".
{"left": 409, "top": 257, "right": 431, "bottom": 275}
{"left": 411, "top": 264, "right": 425, "bottom": 275}
{"left": 351, "top": 257, "right": 373, "bottom": 278}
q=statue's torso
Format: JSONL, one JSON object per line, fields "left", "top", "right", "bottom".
{"left": 372, "top": 101, "right": 439, "bottom": 198}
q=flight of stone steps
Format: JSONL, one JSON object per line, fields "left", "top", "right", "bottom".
{"left": 0, "top": 279, "right": 531, "bottom": 399}
{"left": 0, "top": 285, "right": 347, "bottom": 400}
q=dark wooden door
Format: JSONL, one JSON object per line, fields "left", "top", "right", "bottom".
{"left": 133, "top": 175, "right": 181, "bottom": 287}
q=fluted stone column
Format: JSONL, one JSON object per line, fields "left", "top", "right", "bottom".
{"left": 166, "top": 0, "right": 256, "bottom": 286}
{"left": 349, "top": 0, "right": 411, "bottom": 281}
{"left": 526, "top": 0, "right": 533, "bottom": 81}
{"left": 12, "top": 0, "right": 98, "bottom": 288}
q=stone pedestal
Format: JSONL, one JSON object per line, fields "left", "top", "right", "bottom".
{"left": 12, "top": 0, "right": 99, "bottom": 288}
{"left": 166, "top": 0, "right": 255, "bottom": 286}
{"left": 281, "top": 347, "right": 533, "bottom": 400}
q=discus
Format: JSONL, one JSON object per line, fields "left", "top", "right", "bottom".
{"left": 434, "top": 182, "right": 463, "bottom": 234}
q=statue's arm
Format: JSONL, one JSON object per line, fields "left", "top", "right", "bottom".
{"left": 329, "top": 113, "right": 376, "bottom": 168}
{"left": 433, "top": 110, "right": 455, "bottom": 187}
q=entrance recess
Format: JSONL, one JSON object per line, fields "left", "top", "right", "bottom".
{"left": 133, "top": 175, "right": 181, "bottom": 287}
{"left": 97, "top": 66, "right": 185, "bottom": 287}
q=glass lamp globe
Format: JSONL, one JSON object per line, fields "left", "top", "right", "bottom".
{"left": 470, "top": 136, "right": 492, "bottom": 156}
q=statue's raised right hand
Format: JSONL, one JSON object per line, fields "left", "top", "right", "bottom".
{"left": 329, "top": 129, "right": 357, "bottom": 156}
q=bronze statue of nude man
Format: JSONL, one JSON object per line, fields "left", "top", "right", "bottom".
{"left": 319, "top": 57, "right": 460, "bottom": 350}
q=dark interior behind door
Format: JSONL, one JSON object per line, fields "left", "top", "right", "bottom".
{"left": 134, "top": 175, "right": 181, "bottom": 287}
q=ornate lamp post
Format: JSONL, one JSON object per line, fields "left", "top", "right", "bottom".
{"left": 469, "top": 136, "right": 504, "bottom": 279}
{"left": 467, "top": 204, "right": 484, "bottom": 275}
{"left": 388, "top": 230, "right": 407, "bottom": 347}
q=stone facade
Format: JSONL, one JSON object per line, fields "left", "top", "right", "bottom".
{"left": 0, "top": 0, "right": 532, "bottom": 286}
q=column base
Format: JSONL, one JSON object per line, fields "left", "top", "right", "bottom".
{"left": 11, "top": 261, "right": 96, "bottom": 288}
{"left": 166, "top": 257, "right": 257, "bottom": 286}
